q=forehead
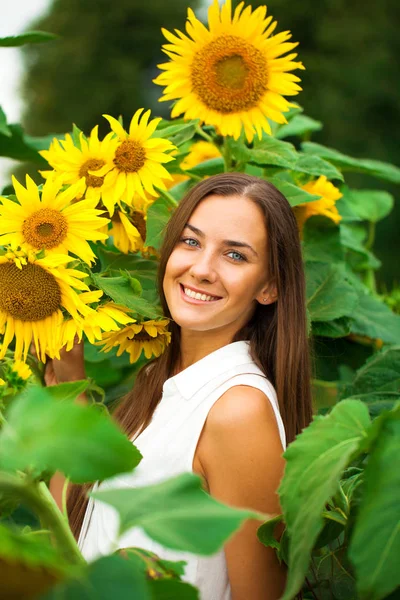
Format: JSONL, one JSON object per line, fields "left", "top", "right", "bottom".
{"left": 187, "top": 194, "right": 267, "bottom": 243}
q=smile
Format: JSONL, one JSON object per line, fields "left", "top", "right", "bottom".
{"left": 180, "top": 284, "right": 221, "bottom": 303}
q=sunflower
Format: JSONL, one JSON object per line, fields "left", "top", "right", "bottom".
{"left": 109, "top": 208, "right": 148, "bottom": 254}
{"left": 0, "top": 176, "right": 109, "bottom": 265}
{"left": 87, "top": 109, "right": 176, "bottom": 216}
{"left": 11, "top": 360, "right": 32, "bottom": 381}
{"left": 0, "top": 250, "right": 101, "bottom": 362}
{"left": 181, "top": 140, "right": 222, "bottom": 170}
{"left": 98, "top": 319, "right": 171, "bottom": 363}
{"left": 294, "top": 176, "right": 343, "bottom": 232}
{"left": 61, "top": 301, "right": 135, "bottom": 348}
{"left": 154, "top": 0, "right": 304, "bottom": 142}
{"left": 39, "top": 126, "right": 118, "bottom": 204}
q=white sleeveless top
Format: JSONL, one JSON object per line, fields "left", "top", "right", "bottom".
{"left": 79, "top": 341, "right": 286, "bottom": 599}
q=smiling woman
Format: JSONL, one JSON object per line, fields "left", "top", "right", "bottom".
{"left": 52, "top": 172, "right": 313, "bottom": 600}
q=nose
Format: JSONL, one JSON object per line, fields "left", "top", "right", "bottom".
{"left": 188, "top": 249, "right": 217, "bottom": 283}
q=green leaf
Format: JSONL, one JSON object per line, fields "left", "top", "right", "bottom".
{"left": 349, "top": 410, "right": 400, "bottom": 600}
{"left": 279, "top": 400, "right": 371, "bottom": 600}
{"left": 0, "top": 106, "right": 11, "bottom": 137}
{"left": 145, "top": 196, "right": 173, "bottom": 250}
{"left": 42, "top": 554, "right": 150, "bottom": 600}
{"left": 348, "top": 347, "right": 400, "bottom": 395}
{"left": 0, "top": 124, "right": 50, "bottom": 163}
{"left": 0, "top": 31, "right": 57, "bottom": 47}
{"left": 0, "top": 524, "right": 66, "bottom": 599}
{"left": 0, "top": 386, "right": 142, "bottom": 482}
{"left": 340, "top": 188, "right": 394, "bottom": 223}
{"left": 312, "top": 317, "right": 352, "bottom": 338}
{"left": 147, "top": 579, "right": 199, "bottom": 600}
{"left": 91, "top": 273, "right": 160, "bottom": 319}
{"left": 303, "top": 216, "right": 343, "bottom": 264}
{"left": 92, "top": 472, "right": 259, "bottom": 554}
{"left": 156, "top": 121, "right": 197, "bottom": 147}
{"left": 306, "top": 262, "right": 359, "bottom": 321}
{"left": 248, "top": 137, "right": 298, "bottom": 168}
{"left": 341, "top": 223, "right": 381, "bottom": 271}
{"left": 291, "top": 154, "right": 344, "bottom": 181}
{"left": 302, "top": 142, "right": 400, "bottom": 184}
{"left": 97, "top": 247, "right": 158, "bottom": 289}
{"left": 344, "top": 392, "right": 400, "bottom": 418}
{"left": 268, "top": 176, "right": 321, "bottom": 207}
{"left": 44, "top": 380, "right": 89, "bottom": 402}
{"left": 275, "top": 114, "right": 323, "bottom": 139}
{"left": 185, "top": 157, "right": 225, "bottom": 177}
{"left": 257, "top": 515, "right": 284, "bottom": 557}
{"left": 351, "top": 293, "right": 400, "bottom": 344}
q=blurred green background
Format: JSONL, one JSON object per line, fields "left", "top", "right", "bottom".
{"left": 18, "top": 0, "right": 399, "bottom": 287}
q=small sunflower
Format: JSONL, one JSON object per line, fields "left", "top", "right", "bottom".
{"left": 0, "top": 250, "right": 101, "bottom": 362}
{"left": 61, "top": 301, "right": 135, "bottom": 348}
{"left": 91, "top": 109, "right": 176, "bottom": 215}
{"left": 181, "top": 140, "right": 222, "bottom": 170}
{"left": 98, "top": 319, "right": 171, "bottom": 363}
{"left": 40, "top": 126, "right": 118, "bottom": 204}
{"left": 12, "top": 360, "right": 32, "bottom": 381}
{"left": 110, "top": 208, "right": 147, "bottom": 254}
{"left": 0, "top": 176, "right": 109, "bottom": 265}
{"left": 294, "top": 176, "right": 343, "bottom": 232}
{"left": 154, "top": 0, "right": 304, "bottom": 142}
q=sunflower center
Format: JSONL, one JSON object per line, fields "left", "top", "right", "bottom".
{"left": 79, "top": 158, "right": 106, "bottom": 188}
{"left": 191, "top": 35, "right": 268, "bottom": 113}
{"left": 0, "top": 262, "right": 61, "bottom": 321}
{"left": 131, "top": 211, "right": 147, "bottom": 241}
{"left": 114, "top": 140, "right": 146, "bottom": 173}
{"left": 22, "top": 208, "right": 68, "bottom": 250}
{"left": 134, "top": 329, "right": 153, "bottom": 341}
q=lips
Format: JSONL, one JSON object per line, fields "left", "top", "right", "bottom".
{"left": 180, "top": 283, "right": 222, "bottom": 302}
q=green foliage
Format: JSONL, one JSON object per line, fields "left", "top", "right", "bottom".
{"left": 0, "top": 31, "right": 57, "bottom": 47}
{"left": 92, "top": 472, "right": 260, "bottom": 554}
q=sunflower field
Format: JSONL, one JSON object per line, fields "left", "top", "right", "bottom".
{"left": 0, "top": 1, "right": 399, "bottom": 599}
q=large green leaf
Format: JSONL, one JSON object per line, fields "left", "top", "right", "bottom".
{"left": 303, "top": 216, "right": 343, "bottom": 264}
{"left": 275, "top": 114, "right": 323, "bottom": 140}
{"left": 0, "top": 31, "right": 57, "bottom": 47}
{"left": 42, "top": 554, "right": 150, "bottom": 600}
{"left": 348, "top": 347, "right": 400, "bottom": 395}
{"left": 248, "top": 137, "right": 298, "bottom": 168}
{"left": 279, "top": 400, "right": 371, "bottom": 600}
{"left": 306, "top": 262, "right": 358, "bottom": 321}
{"left": 0, "top": 124, "right": 51, "bottom": 163}
{"left": 156, "top": 121, "right": 197, "bottom": 147}
{"left": 145, "top": 196, "right": 173, "bottom": 250}
{"left": 350, "top": 293, "right": 400, "bottom": 344}
{"left": 345, "top": 392, "right": 400, "bottom": 418}
{"left": 97, "top": 248, "right": 158, "bottom": 290}
{"left": 0, "top": 106, "right": 11, "bottom": 137}
{"left": 44, "top": 380, "right": 89, "bottom": 402}
{"left": 185, "top": 157, "right": 225, "bottom": 177}
{"left": 291, "top": 154, "right": 343, "bottom": 181}
{"left": 91, "top": 273, "right": 160, "bottom": 319}
{"left": 341, "top": 224, "right": 381, "bottom": 271}
{"left": 92, "top": 472, "right": 260, "bottom": 554}
{"left": 349, "top": 409, "right": 400, "bottom": 600}
{"left": 302, "top": 142, "right": 400, "bottom": 184}
{"left": 0, "top": 524, "right": 66, "bottom": 599}
{"left": 0, "top": 386, "right": 141, "bottom": 482}
{"left": 312, "top": 317, "right": 352, "bottom": 338}
{"left": 340, "top": 188, "right": 394, "bottom": 223}
{"left": 269, "top": 176, "right": 321, "bottom": 207}
{"left": 148, "top": 579, "right": 199, "bottom": 599}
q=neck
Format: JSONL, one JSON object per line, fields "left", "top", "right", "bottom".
{"left": 176, "top": 325, "right": 243, "bottom": 372}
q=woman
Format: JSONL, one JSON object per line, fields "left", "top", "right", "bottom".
{"left": 47, "top": 173, "right": 313, "bottom": 599}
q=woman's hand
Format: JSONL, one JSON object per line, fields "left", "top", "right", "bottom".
{"left": 33, "top": 338, "right": 86, "bottom": 387}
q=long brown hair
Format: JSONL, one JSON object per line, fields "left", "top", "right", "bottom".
{"left": 68, "top": 173, "right": 313, "bottom": 538}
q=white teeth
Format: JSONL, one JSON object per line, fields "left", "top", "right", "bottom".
{"left": 183, "top": 287, "right": 218, "bottom": 302}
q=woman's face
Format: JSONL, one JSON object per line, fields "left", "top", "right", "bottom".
{"left": 163, "top": 194, "right": 273, "bottom": 335}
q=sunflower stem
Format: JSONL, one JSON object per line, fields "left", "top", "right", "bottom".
{"left": 156, "top": 187, "right": 178, "bottom": 208}
{"left": 222, "top": 137, "right": 233, "bottom": 172}
{"left": 0, "top": 471, "right": 85, "bottom": 566}
{"left": 195, "top": 124, "right": 214, "bottom": 144}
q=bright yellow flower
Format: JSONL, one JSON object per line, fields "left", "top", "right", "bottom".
{"left": 0, "top": 378, "right": 5, "bottom": 386}
{"left": 181, "top": 141, "right": 221, "bottom": 170}
{"left": 0, "top": 250, "right": 102, "bottom": 362}
{"left": 92, "top": 109, "right": 176, "bottom": 216}
{"left": 295, "top": 176, "right": 343, "bottom": 231}
{"left": 40, "top": 126, "right": 119, "bottom": 204}
{"left": 0, "top": 175, "right": 109, "bottom": 265}
{"left": 61, "top": 301, "right": 135, "bottom": 348}
{"left": 12, "top": 360, "right": 32, "bottom": 381}
{"left": 154, "top": 0, "right": 304, "bottom": 142}
{"left": 98, "top": 319, "right": 171, "bottom": 363}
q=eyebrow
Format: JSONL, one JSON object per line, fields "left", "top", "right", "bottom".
{"left": 184, "top": 223, "right": 259, "bottom": 257}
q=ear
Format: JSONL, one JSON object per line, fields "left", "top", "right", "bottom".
{"left": 255, "top": 283, "right": 278, "bottom": 306}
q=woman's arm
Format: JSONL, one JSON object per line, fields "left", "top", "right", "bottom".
{"left": 197, "top": 385, "right": 286, "bottom": 600}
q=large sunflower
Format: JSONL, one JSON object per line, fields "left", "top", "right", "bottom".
{"left": 0, "top": 176, "right": 109, "bottom": 265}
{"left": 0, "top": 250, "right": 101, "bottom": 362}
{"left": 154, "top": 0, "right": 304, "bottom": 142}
{"left": 40, "top": 126, "right": 118, "bottom": 204}
{"left": 98, "top": 319, "right": 171, "bottom": 363}
{"left": 90, "top": 109, "right": 176, "bottom": 215}
{"left": 294, "top": 176, "right": 343, "bottom": 232}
